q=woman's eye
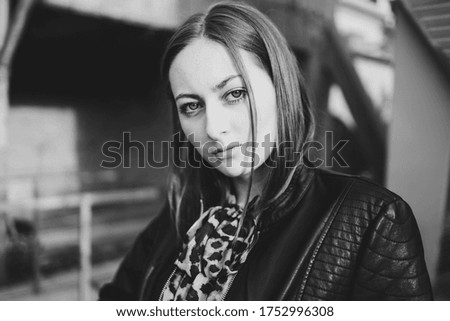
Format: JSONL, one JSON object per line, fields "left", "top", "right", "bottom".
{"left": 231, "top": 90, "right": 242, "bottom": 98}
{"left": 226, "top": 89, "right": 247, "bottom": 104}
{"left": 186, "top": 102, "right": 200, "bottom": 111}
{"left": 179, "top": 102, "right": 202, "bottom": 116}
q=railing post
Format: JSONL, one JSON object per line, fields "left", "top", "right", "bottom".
{"left": 78, "top": 194, "right": 92, "bottom": 301}
{"left": 31, "top": 203, "right": 41, "bottom": 294}
{"left": 30, "top": 175, "right": 41, "bottom": 293}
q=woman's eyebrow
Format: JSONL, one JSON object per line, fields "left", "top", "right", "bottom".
{"left": 175, "top": 75, "right": 243, "bottom": 101}
{"left": 175, "top": 93, "right": 202, "bottom": 101}
{"left": 214, "top": 75, "right": 242, "bottom": 90}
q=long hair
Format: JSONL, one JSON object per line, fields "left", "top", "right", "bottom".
{"left": 161, "top": 1, "right": 315, "bottom": 237}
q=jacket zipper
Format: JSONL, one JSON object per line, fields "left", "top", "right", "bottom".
{"left": 221, "top": 273, "right": 238, "bottom": 300}
{"left": 158, "top": 268, "right": 177, "bottom": 301}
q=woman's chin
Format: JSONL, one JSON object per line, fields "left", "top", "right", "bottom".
{"left": 214, "top": 164, "right": 249, "bottom": 178}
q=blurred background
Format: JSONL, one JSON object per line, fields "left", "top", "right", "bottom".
{"left": 0, "top": 0, "right": 449, "bottom": 300}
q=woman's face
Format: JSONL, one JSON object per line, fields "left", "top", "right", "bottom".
{"left": 169, "top": 38, "right": 277, "bottom": 179}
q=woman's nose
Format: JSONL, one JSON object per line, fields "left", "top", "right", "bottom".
{"left": 205, "top": 101, "right": 230, "bottom": 140}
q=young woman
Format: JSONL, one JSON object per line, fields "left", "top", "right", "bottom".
{"left": 99, "top": 1, "right": 432, "bottom": 300}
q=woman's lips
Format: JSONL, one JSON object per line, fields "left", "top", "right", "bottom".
{"left": 210, "top": 142, "right": 241, "bottom": 159}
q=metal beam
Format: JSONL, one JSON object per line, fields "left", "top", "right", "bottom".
{"left": 0, "top": 0, "right": 37, "bottom": 147}
{"left": 324, "top": 25, "right": 387, "bottom": 183}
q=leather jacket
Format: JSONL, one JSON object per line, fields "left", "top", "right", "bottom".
{"left": 99, "top": 167, "right": 433, "bottom": 300}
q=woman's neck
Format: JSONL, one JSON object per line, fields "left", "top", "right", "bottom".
{"left": 232, "top": 167, "right": 268, "bottom": 208}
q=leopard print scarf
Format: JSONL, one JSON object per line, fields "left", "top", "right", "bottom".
{"left": 160, "top": 203, "right": 259, "bottom": 301}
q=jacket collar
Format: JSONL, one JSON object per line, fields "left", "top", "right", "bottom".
{"left": 259, "top": 165, "right": 315, "bottom": 230}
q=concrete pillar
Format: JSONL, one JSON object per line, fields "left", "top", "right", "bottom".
{"left": 387, "top": 4, "right": 450, "bottom": 285}
{"left": 0, "top": 0, "right": 10, "bottom": 287}
{"left": 0, "top": 0, "right": 9, "bottom": 148}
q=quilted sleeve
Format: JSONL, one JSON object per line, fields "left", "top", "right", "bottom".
{"left": 352, "top": 198, "right": 433, "bottom": 300}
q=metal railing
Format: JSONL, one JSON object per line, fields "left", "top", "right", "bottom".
{"left": 0, "top": 186, "right": 161, "bottom": 300}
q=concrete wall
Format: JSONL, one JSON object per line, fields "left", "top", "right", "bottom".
{"left": 3, "top": 5, "right": 174, "bottom": 200}
{"left": 387, "top": 6, "right": 450, "bottom": 284}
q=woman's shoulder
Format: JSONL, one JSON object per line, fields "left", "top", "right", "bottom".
{"left": 310, "top": 167, "right": 412, "bottom": 221}
{"left": 299, "top": 168, "right": 432, "bottom": 300}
